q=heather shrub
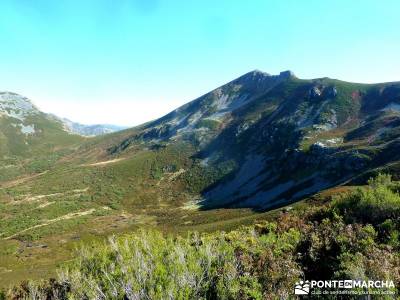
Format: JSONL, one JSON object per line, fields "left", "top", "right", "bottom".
{"left": 7, "top": 174, "right": 400, "bottom": 299}
{"left": 333, "top": 173, "right": 400, "bottom": 224}
{"left": 21, "top": 227, "right": 301, "bottom": 299}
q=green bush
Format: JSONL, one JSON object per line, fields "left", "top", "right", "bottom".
{"left": 195, "top": 119, "right": 220, "bottom": 130}
{"left": 10, "top": 227, "right": 302, "bottom": 299}
{"left": 333, "top": 173, "right": 400, "bottom": 224}
{"left": 64, "top": 228, "right": 301, "bottom": 299}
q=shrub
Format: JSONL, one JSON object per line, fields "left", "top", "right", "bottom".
{"left": 195, "top": 119, "right": 220, "bottom": 131}
{"left": 333, "top": 173, "right": 400, "bottom": 224}
{"left": 6, "top": 174, "right": 400, "bottom": 299}
{"left": 9, "top": 227, "right": 302, "bottom": 299}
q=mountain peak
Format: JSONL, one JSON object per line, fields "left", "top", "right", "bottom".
{"left": 236, "top": 70, "right": 271, "bottom": 81}
{"left": 0, "top": 91, "right": 40, "bottom": 121}
{"left": 249, "top": 69, "right": 271, "bottom": 76}
{"left": 229, "top": 69, "right": 295, "bottom": 95}
{"left": 279, "top": 70, "right": 296, "bottom": 79}
{"left": 235, "top": 69, "right": 295, "bottom": 84}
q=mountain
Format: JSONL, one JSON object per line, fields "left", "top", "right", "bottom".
{"left": 105, "top": 70, "right": 400, "bottom": 209}
{"left": 52, "top": 116, "right": 127, "bottom": 136}
{"left": 0, "top": 92, "right": 121, "bottom": 184}
{"left": 0, "top": 92, "right": 84, "bottom": 165}
{"left": 1, "top": 71, "right": 400, "bottom": 286}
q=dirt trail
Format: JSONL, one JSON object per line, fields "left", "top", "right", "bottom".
{"left": 168, "top": 168, "right": 186, "bottom": 181}
{"left": 82, "top": 158, "right": 125, "bottom": 167}
{"left": 34, "top": 201, "right": 55, "bottom": 209}
{"left": 0, "top": 165, "right": 14, "bottom": 170}
{"left": 156, "top": 169, "right": 186, "bottom": 186}
{"left": 0, "top": 171, "right": 49, "bottom": 189}
{"left": 8, "top": 187, "right": 89, "bottom": 205}
{"left": 3, "top": 209, "right": 96, "bottom": 240}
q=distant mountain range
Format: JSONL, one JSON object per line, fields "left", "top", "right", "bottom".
{"left": 50, "top": 115, "right": 127, "bottom": 136}
{"left": 0, "top": 91, "right": 126, "bottom": 137}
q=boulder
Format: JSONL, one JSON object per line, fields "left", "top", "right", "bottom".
{"left": 309, "top": 86, "right": 322, "bottom": 99}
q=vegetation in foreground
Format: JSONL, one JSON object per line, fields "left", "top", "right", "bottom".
{"left": 2, "top": 174, "right": 400, "bottom": 299}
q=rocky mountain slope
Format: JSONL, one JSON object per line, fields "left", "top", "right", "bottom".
{"left": 0, "top": 91, "right": 125, "bottom": 140}
{"left": 0, "top": 92, "right": 123, "bottom": 184}
{"left": 0, "top": 92, "right": 83, "bottom": 159}
{"left": 104, "top": 70, "right": 400, "bottom": 209}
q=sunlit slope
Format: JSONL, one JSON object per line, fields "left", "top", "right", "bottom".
{"left": 0, "top": 92, "right": 84, "bottom": 181}
{"left": 70, "top": 71, "right": 400, "bottom": 209}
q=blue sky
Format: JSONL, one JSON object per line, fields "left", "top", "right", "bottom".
{"left": 0, "top": 0, "right": 399, "bottom": 126}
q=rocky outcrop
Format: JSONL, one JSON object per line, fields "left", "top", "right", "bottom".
{"left": 0, "top": 92, "right": 40, "bottom": 121}
{"left": 308, "top": 85, "right": 338, "bottom": 100}
{"left": 309, "top": 86, "right": 323, "bottom": 99}
{"left": 232, "top": 70, "right": 295, "bottom": 96}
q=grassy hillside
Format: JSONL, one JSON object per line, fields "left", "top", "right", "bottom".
{"left": 3, "top": 174, "right": 399, "bottom": 299}
{"left": 0, "top": 116, "right": 84, "bottom": 183}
